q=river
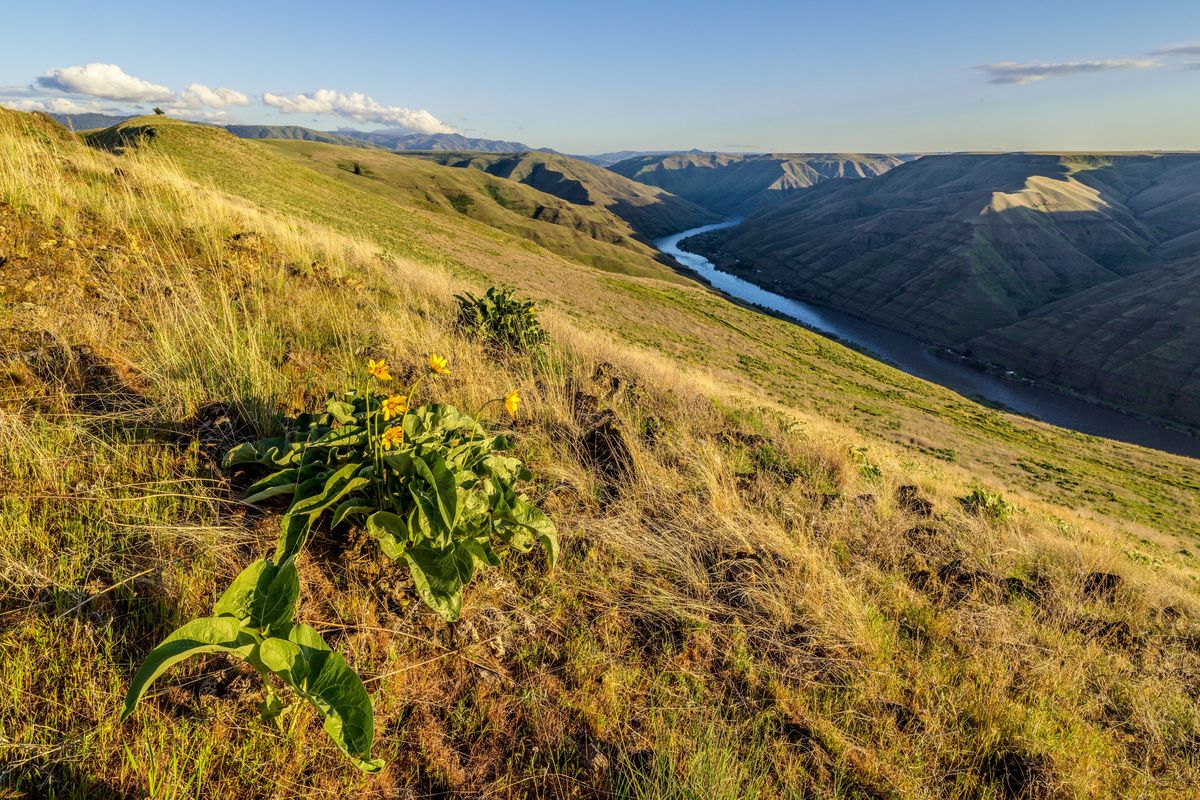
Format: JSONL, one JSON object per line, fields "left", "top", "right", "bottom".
{"left": 655, "top": 220, "right": 1200, "bottom": 459}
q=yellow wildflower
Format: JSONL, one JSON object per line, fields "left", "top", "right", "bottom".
{"left": 368, "top": 358, "right": 392, "bottom": 381}
{"left": 504, "top": 390, "right": 521, "bottom": 418}
{"left": 427, "top": 353, "right": 450, "bottom": 375}
{"left": 380, "top": 426, "right": 404, "bottom": 451}
{"left": 382, "top": 394, "right": 408, "bottom": 421}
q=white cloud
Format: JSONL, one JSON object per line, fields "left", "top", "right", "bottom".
{"left": 35, "top": 63, "right": 172, "bottom": 102}
{"left": 1150, "top": 42, "right": 1200, "bottom": 57}
{"left": 175, "top": 83, "right": 249, "bottom": 109}
{"left": 978, "top": 58, "right": 1157, "bottom": 84}
{"left": 1, "top": 97, "right": 118, "bottom": 114}
{"left": 262, "top": 89, "right": 454, "bottom": 133}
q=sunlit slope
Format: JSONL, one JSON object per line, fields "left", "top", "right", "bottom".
{"left": 78, "top": 116, "right": 1200, "bottom": 539}
{"left": 609, "top": 151, "right": 908, "bottom": 215}
{"left": 89, "top": 117, "right": 690, "bottom": 283}
{"left": 5, "top": 109, "right": 1200, "bottom": 798}
{"left": 399, "top": 150, "right": 720, "bottom": 239}
{"left": 694, "top": 152, "right": 1200, "bottom": 425}
{"left": 261, "top": 139, "right": 696, "bottom": 279}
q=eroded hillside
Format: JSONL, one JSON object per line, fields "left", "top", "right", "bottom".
{"left": 691, "top": 152, "right": 1200, "bottom": 427}
{"left": 609, "top": 152, "right": 909, "bottom": 216}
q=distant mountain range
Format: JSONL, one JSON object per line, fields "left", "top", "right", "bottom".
{"left": 227, "top": 124, "right": 546, "bottom": 153}
{"left": 684, "top": 152, "right": 1200, "bottom": 427}
{"left": 574, "top": 149, "right": 709, "bottom": 167}
{"left": 609, "top": 152, "right": 912, "bottom": 215}
{"left": 50, "top": 112, "right": 135, "bottom": 130}
{"left": 46, "top": 114, "right": 543, "bottom": 153}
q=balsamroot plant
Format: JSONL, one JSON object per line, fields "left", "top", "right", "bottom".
{"left": 122, "top": 354, "right": 557, "bottom": 771}
{"left": 455, "top": 286, "right": 547, "bottom": 354}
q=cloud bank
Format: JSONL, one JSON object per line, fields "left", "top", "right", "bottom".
{"left": 35, "top": 63, "right": 173, "bottom": 102}
{"left": 175, "top": 83, "right": 249, "bottom": 109}
{"left": 262, "top": 89, "right": 455, "bottom": 133}
{"left": 3, "top": 97, "right": 119, "bottom": 114}
{"left": 977, "top": 58, "right": 1157, "bottom": 85}
{"left": 1150, "top": 42, "right": 1200, "bottom": 57}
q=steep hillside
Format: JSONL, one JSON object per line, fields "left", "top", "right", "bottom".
{"left": 692, "top": 152, "right": 1200, "bottom": 426}
{"left": 971, "top": 256, "right": 1200, "bottom": 426}
{"left": 4, "top": 111, "right": 1200, "bottom": 798}
{"left": 610, "top": 152, "right": 908, "bottom": 215}
{"left": 401, "top": 150, "right": 720, "bottom": 239}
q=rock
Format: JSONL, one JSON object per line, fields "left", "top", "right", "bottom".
{"left": 897, "top": 485, "right": 933, "bottom": 516}
{"left": 1083, "top": 571, "right": 1122, "bottom": 602}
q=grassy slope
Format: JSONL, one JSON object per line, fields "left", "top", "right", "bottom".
{"left": 2, "top": 111, "right": 1199, "bottom": 798}
{"left": 400, "top": 150, "right": 720, "bottom": 240}
{"left": 608, "top": 152, "right": 907, "bottom": 216}
{"left": 259, "top": 139, "right": 695, "bottom": 281}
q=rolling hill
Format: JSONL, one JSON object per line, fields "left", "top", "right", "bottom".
{"left": 88, "top": 118, "right": 714, "bottom": 280}
{"left": 4, "top": 111, "right": 1200, "bottom": 798}
{"left": 609, "top": 151, "right": 910, "bottom": 215}
{"left": 399, "top": 150, "right": 720, "bottom": 239}
{"left": 689, "top": 152, "right": 1200, "bottom": 427}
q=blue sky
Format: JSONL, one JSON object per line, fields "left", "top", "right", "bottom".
{"left": 2, "top": 0, "right": 1198, "bottom": 152}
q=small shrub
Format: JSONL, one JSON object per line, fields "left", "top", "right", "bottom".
{"left": 848, "top": 445, "right": 882, "bottom": 481}
{"left": 455, "top": 286, "right": 547, "bottom": 354}
{"left": 958, "top": 483, "right": 1015, "bottom": 521}
{"left": 122, "top": 355, "right": 557, "bottom": 772}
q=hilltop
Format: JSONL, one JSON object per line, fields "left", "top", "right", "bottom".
{"left": 2, "top": 112, "right": 1199, "bottom": 798}
{"left": 609, "top": 152, "right": 909, "bottom": 215}
{"left": 688, "top": 152, "right": 1200, "bottom": 427}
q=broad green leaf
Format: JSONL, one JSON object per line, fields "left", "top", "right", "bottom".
{"left": 274, "top": 512, "right": 313, "bottom": 563}
{"left": 214, "top": 557, "right": 299, "bottom": 632}
{"left": 332, "top": 496, "right": 375, "bottom": 527}
{"left": 223, "top": 440, "right": 269, "bottom": 468}
{"left": 403, "top": 543, "right": 474, "bottom": 621}
{"left": 366, "top": 510, "right": 408, "bottom": 560}
{"left": 257, "top": 624, "right": 382, "bottom": 773}
{"left": 412, "top": 454, "right": 458, "bottom": 533}
{"left": 326, "top": 400, "right": 357, "bottom": 425}
{"left": 308, "top": 425, "right": 366, "bottom": 449}
{"left": 501, "top": 499, "right": 559, "bottom": 567}
{"left": 243, "top": 468, "right": 299, "bottom": 505}
{"left": 403, "top": 404, "right": 474, "bottom": 442}
{"left": 289, "top": 462, "right": 370, "bottom": 519}
{"left": 121, "top": 617, "right": 259, "bottom": 721}
{"left": 465, "top": 538, "right": 500, "bottom": 569}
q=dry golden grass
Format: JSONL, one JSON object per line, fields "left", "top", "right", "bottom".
{"left": 1, "top": 109, "right": 1198, "bottom": 798}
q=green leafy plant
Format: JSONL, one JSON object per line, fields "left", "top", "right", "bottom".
{"left": 455, "top": 286, "right": 547, "bottom": 354}
{"left": 122, "top": 354, "right": 557, "bottom": 771}
{"left": 122, "top": 555, "right": 383, "bottom": 771}
{"left": 958, "top": 482, "right": 1015, "bottom": 522}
